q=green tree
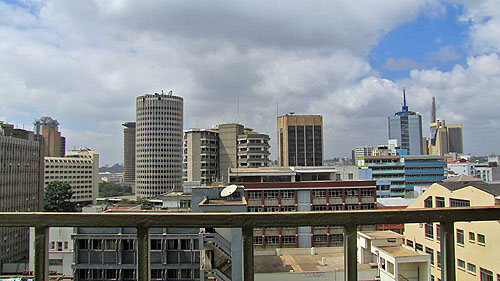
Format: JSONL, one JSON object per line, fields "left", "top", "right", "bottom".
{"left": 99, "top": 182, "right": 133, "bottom": 197}
{"left": 44, "top": 181, "right": 76, "bottom": 212}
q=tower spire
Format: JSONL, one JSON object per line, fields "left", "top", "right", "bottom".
{"left": 402, "top": 88, "right": 408, "bottom": 112}
{"left": 431, "top": 96, "right": 436, "bottom": 123}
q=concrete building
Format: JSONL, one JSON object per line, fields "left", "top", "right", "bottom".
{"left": 29, "top": 227, "right": 73, "bottom": 276}
{"left": 136, "top": 91, "right": 183, "bottom": 197}
{"left": 183, "top": 124, "right": 270, "bottom": 185}
{"left": 429, "top": 120, "right": 463, "bottom": 156}
{"left": 277, "top": 114, "right": 323, "bottom": 166}
{"left": 358, "top": 231, "right": 430, "bottom": 281}
{"left": 44, "top": 149, "right": 99, "bottom": 205}
{"left": 404, "top": 182, "right": 500, "bottom": 281}
{"left": 183, "top": 129, "right": 219, "bottom": 185}
{"left": 388, "top": 91, "right": 423, "bottom": 155}
{"left": 122, "top": 122, "right": 136, "bottom": 186}
{"left": 354, "top": 145, "right": 374, "bottom": 165}
{"left": 404, "top": 155, "right": 446, "bottom": 194}
{"left": 33, "top": 116, "right": 66, "bottom": 157}
{"left": 0, "top": 122, "right": 44, "bottom": 266}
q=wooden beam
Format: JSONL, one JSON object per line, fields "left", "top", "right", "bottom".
{"left": 34, "top": 226, "right": 48, "bottom": 281}
{"left": 440, "top": 222, "right": 455, "bottom": 281}
{"left": 136, "top": 226, "right": 150, "bottom": 281}
{"left": 344, "top": 225, "right": 357, "bottom": 281}
{"left": 242, "top": 227, "right": 254, "bottom": 281}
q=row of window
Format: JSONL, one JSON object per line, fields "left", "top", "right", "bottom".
{"left": 457, "top": 229, "right": 485, "bottom": 245}
{"left": 77, "top": 238, "right": 198, "bottom": 251}
{"left": 424, "top": 196, "right": 470, "bottom": 208}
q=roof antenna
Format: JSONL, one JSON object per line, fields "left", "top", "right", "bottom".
{"left": 402, "top": 88, "right": 408, "bottom": 112}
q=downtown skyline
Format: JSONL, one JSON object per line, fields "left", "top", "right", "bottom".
{"left": 1, "top": 0, "right": 500, "bottom": 165}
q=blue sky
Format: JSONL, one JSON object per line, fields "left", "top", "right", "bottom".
{"left": 370, "top": 3, "right": 470, "bottom": 80}
{"left": 1, "top": 0, "right": 500, "bottom": 164}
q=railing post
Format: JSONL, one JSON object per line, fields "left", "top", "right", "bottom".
{"left": 440, "top": 222, "right": 455, "bottom": 281}
{"left": 242, "top": 227, "right": 254, "bottom": 281}
{"left": 136, "top": 226, "right": 150, "bottom": 281}
{"left": 34, "top": 226, "right": 49, "bottom": 281}
{"left": 344, "top": 225, "right": 357, "bottom": 281}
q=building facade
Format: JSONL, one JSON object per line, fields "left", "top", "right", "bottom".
{"left": 44, "top": 149, "right": 99, "bottom": 205}
{"left": 183, "top": 124, "right": 270, "bottom": 185}
{"left": 136, "top": 92, "right": 184, "bottom": 197}
{"left": 33, "top": 116, "right": 65, "bottom": 157}
{"left": 404, "top": 182, "right": 500, "bottom": 281}
{"left": 122, "top": 122, "right": 136, "bottom": 185}
{"left": 0, "top": 122, "right": 44, "bottom": 265}
{"left": 388, "top": 91, "right": 423, "bottom": 155}
{"left": 183, "top": 129, "right": 219, "bottom": 185}
{"left": 277, "top": 114, "right": 323, "bottom": 166}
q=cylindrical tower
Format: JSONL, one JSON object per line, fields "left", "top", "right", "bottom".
{"left": 122, "top": 122, "right": 136, "bottom": 184}
{"left": 135, "top": 92, "right": 184, "bottom": 198}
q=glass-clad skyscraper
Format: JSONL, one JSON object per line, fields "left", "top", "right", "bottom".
{"left": 388, "top": 91, "right": 423, "bottom": 155}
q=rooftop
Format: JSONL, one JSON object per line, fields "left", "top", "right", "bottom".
{"left": 439, "top": 181, "right": 500, "bottom": 196}
{"left": 359, "top": 230, "right": 403, "bottom": 240}
{"left": 378, "top": 246, "right": 428, "bottom": 258}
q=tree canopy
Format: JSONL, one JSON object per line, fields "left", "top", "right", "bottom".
{"left": 44, "top": 181, "right": 76, "bottom": 212}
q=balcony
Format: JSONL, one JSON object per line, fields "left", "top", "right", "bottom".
{"left": 1, "top": 206, "right": 500, "bottom": 281}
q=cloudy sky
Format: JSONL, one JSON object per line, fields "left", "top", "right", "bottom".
{"left": 1, "top": 0, "right": 500, "bottom": 165}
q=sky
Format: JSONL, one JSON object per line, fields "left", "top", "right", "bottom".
{"left": 1, "top": 0, "right": 500, "bottom": 165}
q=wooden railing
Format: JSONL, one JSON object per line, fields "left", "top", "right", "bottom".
{"left": 1, "top": 206, "right": 500, "bottom": 281}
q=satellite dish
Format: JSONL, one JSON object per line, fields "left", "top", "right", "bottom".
{"left": 221, "top": 185, "right": 238, "bottom": 197}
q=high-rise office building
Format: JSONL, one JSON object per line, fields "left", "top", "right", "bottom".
{"left": 122, "top": 122, "right": 136, "bottom": 185}
{"left": 33, "top": 116, "right": 65, "bottom": 157}
{"left": 0, "top": 122, "right": 44, "bottom": 265}
{"left": 429, "top": 97, "right": 464, "bottom": 156}
{"left": 388, "top": 91, "right": 423, "bottom": 155}
{"left": 277, "top": 114, "right": 323, "bottom": 166}
{"left": 44, "top": 149, "right": 99, "bottom": 205}
{"left": 183, "top": 124, "right": 270, "bottom": 185}
{"left": 136, "top": 91, "right": 183, "bottom": 198}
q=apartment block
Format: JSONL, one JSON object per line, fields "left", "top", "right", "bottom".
{"left": 122, "top": 122, "right": 136, "bottom": 185}
{"left": 277, "top": 114, "right": 323, "bottom": 166}
{"left": 44, "top": 149, "right": 99, "bottom": 205}
{"left": 183, "top": 124, "right": 270, "bottom": 185}
{"left": 0, "top": 122, "right": 44, "bottom": 265}
{"left": 404, "top": 182, "right": 500, "bottom": 281}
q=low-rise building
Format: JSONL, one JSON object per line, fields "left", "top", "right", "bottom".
{"left": 404, "top": 182, "right": 500, "bottom": 281}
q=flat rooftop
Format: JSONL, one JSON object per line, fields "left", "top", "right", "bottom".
{"left": 359, "top": 231, "right": 404, "bottom": 240}
{"left": 379, "top": 246, "right": 429, "bottom": 258}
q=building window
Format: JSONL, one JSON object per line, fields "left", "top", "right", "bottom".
{"left": 329, "top": 189, "right": 342, "bottom": 198}
{"left": 151, "top": 269, "right": 163, "bottom": 280}
{"left": 180, "top": 239, "right": 191, "bottom": 250}
{"left": 281, "top": 206, "right": 295, "bottom": 212}
{"left": 253, "top": 236, "right": 263, "bottom": 245}
{"left": 313, "top": 235, "right": 327, "bottom": 244}
{"left": 78, "top": 240, "right": 89, "bottom": 250}
{"left": 426, "top": 247, "right": 434, "bottom": 265}
{"left": 415, "top": 243, "right": 423, "bottom": 251}
{"left": 478, "top": 234, "right": 485, "bottom": 244}
{"left": 104, "top": 239, "right": 116, "bottom": 250}
{"left": 247, "top": 191, "right": 261, "bottom": 200}
{"left": 450, "top": 198, "right": 470, "bottom": 207}
{"left": 469, "top": 232, "right": 475, "bottom": 242}
{"left": 248, "top": 206, "right": 262, "bottom": 212}
{"left": 281, "top": 190, "right": 294, "bottom": 199}
{"left": 456, "top": 229, "right": 464, "bottom": 245}
{"left": 360, "top": 188, "right": 374, "bottom": 197}
{"left": 424, "top": 196, "right": 433, "bottom": 208}
{"left": 123, "top": 269, "right": 135, "bottom": 280}
{"left": 264, "top": 190, "right": 278, "bottom": 199}
{"left": 468, "top": 263, "right": 477, "bottom": 274}
{"left": 435, "top": 196, "right": 445, "bottom": 207}
{"left": 167, "top": 269, "right": 177, "bottom": 279}
{"left": 180, "top": 269, "right": 191, "bottom": 279}
{"left": 312, "top": 205, "right": 327, "bottom": 211}
{"left": 92, "top": 239, "right": 102, "bottom": 250}
{"left": 330, "top": 204, "right": 343, "bottom": 210}
{"left": 346, "top": 189, "right": 358, "bottom": 197}
{"left": 167, "top": 239, "right": 178, "bottom": 250}
{"left": 436, "top": 224, "right": 441, "bottom": 241}
{"left": 457, "top": 259, "right": 465, "bottom": 270}
{"left": 282, "top": 236, "right": 296, "bottom": 244}
{"left": 425, "top": 223, "right": 434, "bottom": 239}
{"left": 437, "top": 251, "right": 441, "bottom": 268}
{"left": 361, "top": 203, "right": 375, "bottom": 210}
{"left": 151, "top": 239, "right": 162, "bottom": 250}
{"left": 380, "top": 257, "right": 386, "bottom": 270}
{"left": 265, "top": 236, "right": 279, "bottom": 245}
{"left": 265, "top": 206, "right": 279, "bottom": 212}
{"left": 123, "top": 239, "right": 134, "bottom": 251}
{"left": 106, "top": 269, "right": 117, "bottom": 279}
{"left": 406, "top": 239, "right": 413, "bottom": 247}
{"left": 313, "top": 190, "right": 326, "bottom": 198}
{"left": 480, "top": 268, "right": 494, "bottom": 281}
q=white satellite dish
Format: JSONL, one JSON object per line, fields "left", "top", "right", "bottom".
{"left": 221, "top": 184, "right": 238, "bottom": 197}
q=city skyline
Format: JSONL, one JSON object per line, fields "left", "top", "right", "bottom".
{"left": 1, "top": 1, "right": 500, "bottom": 165}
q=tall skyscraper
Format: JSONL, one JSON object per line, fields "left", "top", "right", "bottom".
{"left": 277, "top": 114, "right": 323, "bottom": 166}
{"left": 429, "top": 98, "right": 464, "bottom": 156}
{"left": 183, "top": 128, "right": 219, "bottom": 185}
{"left": 135, "top": 91, "right": 183, "bottom": 198}
{"left": 33, "top": 116, "right": 66, "bottom": 157}
{"left": 388, "top": 91, "right": 423, "bottom": 155}
{"left": 122, "top": 122, "right": 136, "bottom": 185}
{"left": 0, "top": 122, "right": 44, "bottom": 264}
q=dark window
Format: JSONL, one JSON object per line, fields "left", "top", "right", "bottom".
{"left": 480, "top": 268, "right": 493, "bottom": 281}
{"left": 435, "top": 197, "right": 445, "bottom": 207}
{"left": 426, "top": 247, "right": 434, "bottom": 265}
{"left": 450, "top": 198, "right": 470, "bottom": 207}
{"left": 151, "top": 239, "right": 162, "bottom": 250}
{"left": 415, "top": 243, "right": 423, "bottom": 251}
{"left": 456, "top": 229, "right": 464, "bottom": 245}
{"left": 478, "top": 234, "right": 485, "bottom": 244}
{"left": 425, "top": 223, "right": 434, "bottom": 239}
{"left": 424, "top": 196, "right": 433, "bottom": 208}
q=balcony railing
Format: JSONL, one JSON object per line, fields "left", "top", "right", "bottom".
{"left": 1, "top": 206, "right": 500, "bottom": 281}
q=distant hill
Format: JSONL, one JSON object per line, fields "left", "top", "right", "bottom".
{"left": 99, "top": 163, "right": 124, "bottom": 173}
